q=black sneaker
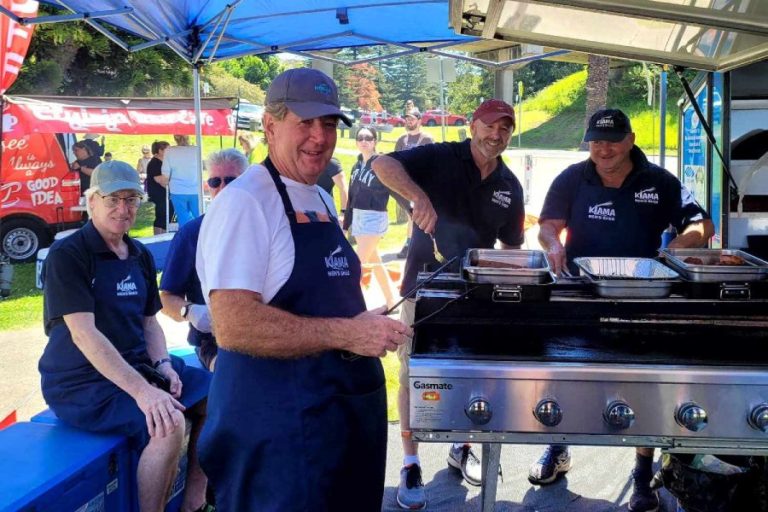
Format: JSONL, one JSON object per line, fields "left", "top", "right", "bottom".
{"left": 396, "top": 244, "right": 410, "bottom": 259}
{"left": 629, "top": 469, "right": 659, "bottom": 512}
{"left": 397, "top": 464, "right": 426, "bottom": 509}
{"left": 528, "top": 445, "right": 571, "bottom": 485}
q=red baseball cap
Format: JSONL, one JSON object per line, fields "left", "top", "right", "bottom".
{"left": 473, "top": 99, "right": 515, "bottom": 125}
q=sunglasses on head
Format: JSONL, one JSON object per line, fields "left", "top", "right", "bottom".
{"left": 357, "top": 135, "right": 375, "bottom": 142}
{"left": 207, "top": 176, "right": 237, "bottom": 188}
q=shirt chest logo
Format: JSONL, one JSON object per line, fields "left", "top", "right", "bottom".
{"left": 325, "top": 245, "right": 351, "bottom": 278}
{"left": 634, "top": 186, "right": 660, "bottom": 204}
{"left": 491, "top": 190, "right": 512, "bottom": 208}
{"left": 116, "top": 273, "right": 139, "bottom": 297}
{"left": 588, "top": 201, "right": 616, "bottom": 221}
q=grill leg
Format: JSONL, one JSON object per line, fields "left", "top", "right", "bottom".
{"left": 480, "top": 443, "right": 501, "bottom": 512}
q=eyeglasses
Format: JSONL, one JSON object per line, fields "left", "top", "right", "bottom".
{"left": 98, "top": 194, "right": 142, "bottom": 208}
{"left": 357, "top": 135, "right": 375, "bottom": 142}
{"left": 207, "top": 176, "right": 237, "bottom": 188}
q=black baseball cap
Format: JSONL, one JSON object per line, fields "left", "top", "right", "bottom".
{"left": 583, "top": 109, "right": 632, "bottom": 142}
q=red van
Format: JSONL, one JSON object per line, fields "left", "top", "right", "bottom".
{"left": 1, "top": 95, "right": 235, "bottom": 262}
{"left": 1, "top": 130, "right": 83, "bottom": 262}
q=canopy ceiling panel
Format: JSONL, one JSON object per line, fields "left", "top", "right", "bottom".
{"left": 452, "top": 0, "right": 768, "bottom": 71}
{"left": 36, "top": 0, "right": 478, "bottom": 64}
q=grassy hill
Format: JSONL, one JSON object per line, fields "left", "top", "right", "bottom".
{"left": 517, "top": 69, "right": 680, "bottom": 153}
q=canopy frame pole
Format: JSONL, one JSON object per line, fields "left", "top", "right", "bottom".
{"left": 192, "top": 11, "right": 227, "bottom": 63}
{"left": 125, "top": 14, "right": 193, "bottom": 63}
{"left": 206, "top": 4, "right": 239, "bottom": 64}
{"left": 54, "top": 1, "right": 130, "bottom": 50}
{"left": 0, "top": 6, "right": 131, "bottom": 25}
{"left": 193, "top": 65, "right": 205, "bottom": 215}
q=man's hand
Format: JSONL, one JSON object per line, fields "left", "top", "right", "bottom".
{"left": 135, "top": 383, "right": 185, "bottom": 438}
{"left": 187, "top": 304, "right": 212, "bottom": 333}
{"left": 156, "top": 362, "right": 183, "bottom": 398}
{"left": 546, "top": 243, "right": 568, "bottom": 276}
{"left": 342, "top": 306, "right": 413, "bottom": 358}
{"left": 412, "top": 193, "right": 437, "bottom": 235}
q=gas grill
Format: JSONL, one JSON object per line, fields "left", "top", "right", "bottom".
{"left": 407, "top": 250, "right": 768, "bottom": 511}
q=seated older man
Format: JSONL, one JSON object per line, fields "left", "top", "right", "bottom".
{"left": 39, "top": 160, "right": 212, "bottom": 512}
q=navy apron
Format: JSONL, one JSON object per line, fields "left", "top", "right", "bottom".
{"left": 42, "top": 248, "right": 210, "bottom": 450}
{"left": 199, "top": 160, "right": 387, "bottom": 512}
{"left": 565, "top": 178, "right": 664, "bottom": 274}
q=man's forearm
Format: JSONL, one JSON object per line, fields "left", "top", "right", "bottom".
{"left": 160, "top": 291, "right": 189, "bottom": 322}
{"left": 65, "top": 313, "right": 148, "bottom": 398}
{"left": 143, "top": 316, "right": 170, "bottom": 365}
{"left": 538, "top": 222, "right": 563, "bottom": 251}
{"left": 668, "top": 220, "right": 714, "bottom": 249}
{"left": 211, "top": 290, "right": 359, "bottom": 359}
{"left": 371, "top": 155, "right": 423, "bottom": 203}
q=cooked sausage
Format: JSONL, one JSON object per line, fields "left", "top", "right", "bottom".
{"left": 476, "top": 259, "right": 523, "bottom": 269}
{"left": 683, "top": 256, "right": 704, "bottom": 265}
{"left": 718, "top": 254, "right": 746, "bottom": 266}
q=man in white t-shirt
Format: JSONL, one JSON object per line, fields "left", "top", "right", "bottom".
{"left": 161, "top": 134, "right": 199, "bottom": 226}
{"left": 195, "top": 68, "right": 411, "bottom": 511}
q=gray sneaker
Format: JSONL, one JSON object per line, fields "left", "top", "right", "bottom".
{"left": 447, "top": 444, "right": 482, "bottom": 486}
{"left": 397, "top": 464, "right": 426, "bottom": 510}
{"left": 528, "top": 445, "right": 572, "bottom": 485}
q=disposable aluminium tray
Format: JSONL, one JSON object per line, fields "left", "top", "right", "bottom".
{"left": 658, "top": 248, "right": 768, "bottom": 282}
{"left": 574, "top": 257, "right": 680, "bottom": 299}
{"left": 462, "top": 249, "right": 551, "bottom": 285}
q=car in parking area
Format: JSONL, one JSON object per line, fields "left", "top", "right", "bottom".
{"left": 235, "top": 101, "right": 264, "bottom": 131}
{"left": 421, "top": 109, "right": 467, "bottom": 126}
{"left": 358, "top": 111, "right": 405, "bottom": 127}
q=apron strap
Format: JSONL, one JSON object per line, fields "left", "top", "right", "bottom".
{"left": 264, "top": 157, "right": 337, "bottom": 222}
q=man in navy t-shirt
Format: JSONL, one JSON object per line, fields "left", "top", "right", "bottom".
{"left": 532, "top": 109, "right": 714, "bottom": 512}
{"left": 159, "top": 148, "right": 248, "bottom": 370}
{"left": 372, "top": 99, "right": 525, "bottom": 510}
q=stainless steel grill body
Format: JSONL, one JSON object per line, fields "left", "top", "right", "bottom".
{"left": 409, "top": 285, "right": 768, "bottom": 454}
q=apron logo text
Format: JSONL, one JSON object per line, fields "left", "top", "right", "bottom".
{"left": 116, "top": 274, "right": 139, "bottom": 296}
{"left": 588, "top": 201, "right": 616, "bottom": 221}
{"left": 325, "top": 245, "right": 351, "bottom": 277}
{"left": 635, "top": 187, "right": 659, "bottom": 204}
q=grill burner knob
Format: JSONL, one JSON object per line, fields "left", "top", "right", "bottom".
{"left": 604, "top": 401, "right": 635, "bottom": 430}
{"left": 465, "top": 398, "right": 492, "bottom": 425}
{"left": 749, "top": 404, "right": 768, "bottom": 432}
{"left": 676, "top": 402, "right": 708, "bottom": 432}
{"left": 534, "top": 399, "right": 562, "bottom": 427}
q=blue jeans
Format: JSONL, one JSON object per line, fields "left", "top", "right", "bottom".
{"left": 170, "top": 194, "right": 199, "bottom": 227}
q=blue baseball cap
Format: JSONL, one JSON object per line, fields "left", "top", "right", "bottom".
{"left": 91, "top": 160, "right": 143, "bottom": 195}
{"left": 266, "top": 68, "right": 352, "bottom": 127}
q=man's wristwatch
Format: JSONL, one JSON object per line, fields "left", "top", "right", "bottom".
{"left": 180, "top": 304, "right": 191, "bottom": 319}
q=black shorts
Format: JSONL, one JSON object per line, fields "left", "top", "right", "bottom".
{"left": 151, "top": 197, "right": 175, "bottom": 230}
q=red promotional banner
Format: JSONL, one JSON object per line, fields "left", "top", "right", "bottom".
{"left": 0, "top": 0, "right": 38, "bottom": 95}
{"left": 3, "top": 101, "right": 235, "bottom": 136}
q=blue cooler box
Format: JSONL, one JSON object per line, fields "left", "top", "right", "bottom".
{"left": 0, "top": 422, "right": 132, "bottom": 512}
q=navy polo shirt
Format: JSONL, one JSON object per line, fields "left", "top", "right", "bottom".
{"left": 40, "top": 221, "right": 161, "bottom": 375}
{"left": 159, "top": 214, "right": 210, "bottom": 347}
{"left": 391, "top": 139, "right": 525, "bottom": 294}
{"left": 539, "top": 145, "right": 709, "bottom": 265}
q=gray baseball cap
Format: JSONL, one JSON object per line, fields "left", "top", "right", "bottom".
{"left": 91, "top": 160, "right": 144, "bottom": 195}
{"left": 266, "top": 68, "right": 352, "bottom": 127}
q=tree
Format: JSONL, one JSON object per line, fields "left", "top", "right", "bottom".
{"left": 581, "top": 54, "right": 610, "bottom": 150}
{"left": 515, "top": 60, "right": 584, "bottom": 98}
{"left": 447, "top": 62, "right": 494, "bottom": 116}
{"left": 378, "top": 55, "right": 439, "bottom": 113}
{"left": 346, "top": 63, "right": 382, "bottom": 112}
{"left": 217, "top": 55, "right": 283, "bottom": 91}
{"left": 10, "top": 5, "right": 191, "bottom": 96}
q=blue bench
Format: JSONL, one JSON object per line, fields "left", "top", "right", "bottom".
{"left": 20, "top": 350, "right": 206, "bottom": 512}
{"left": 0, "top": 422, "right": 133, "bottom": 512}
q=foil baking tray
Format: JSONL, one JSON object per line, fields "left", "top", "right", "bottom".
{"left": 463, "top": 249, "right": 551, "bottom": 285}
{"left": 574, "top": 257, "right": 679, "bottom": 298}
{"left": 658, "top": 248, "right": 768, "bottom": 282}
